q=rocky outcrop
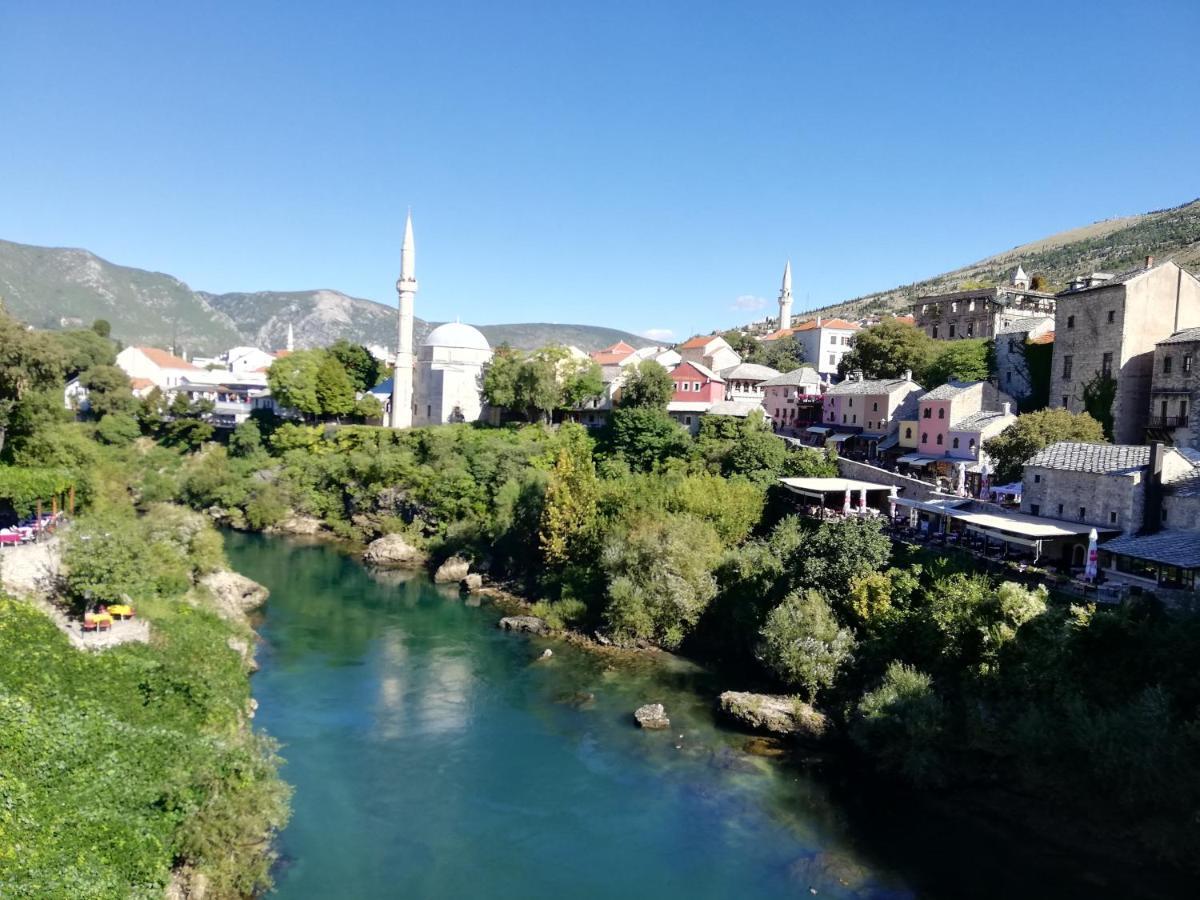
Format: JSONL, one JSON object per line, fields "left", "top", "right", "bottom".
{"left": 200, "top": 570, "right": 270, "bottom": 621}
{"left": 362, "top": 533, "right": 426, "bottom": 568}
{"left": 433, "top": 556, "right": 470, "bottom": 584}
{"left": 267, "top": 515, "right": 325, "bottom": 536}
{"left": 718, "top": 691, "right": 828, "bottom": 741}
{"left": 634, "top": 703, "right": 670, "bottom": 729}
{"left": 497, "top": 615, "right": 548, "bottom": 635}
{"left": 461, "top": 573, "right": 483, "bottom": 592}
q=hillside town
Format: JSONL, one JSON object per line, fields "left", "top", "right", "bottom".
{"left": 73, "top": 212, "right": 1200, "bottom": 607}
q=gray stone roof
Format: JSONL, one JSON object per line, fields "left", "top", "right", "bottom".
{"left": 1057, "top": 263, "right": 1164, "bottom": 295}
{"left": 705, "top": 399, "right": 764, "bottom": 418}
{"left": 949, "top": 409, "right": 1013, "bottom": 432}
{"left": 720, "top": 362, "right": 780, "bottom": 381}
{"left": 760, "top": 367, "right": 822, "bottom": 388}
{"left": 826, "top": 376, "right": 915, "bottom": 396}
{"left": 1025, "top": 442, "right": 1150, "bottom": 474}
{"left": 996, "top": 316, "right": 1054, "bottom": 336}
{"left": 922, "top": 380, "right": 981, "bottom": 401}
{"left": 1158, "top": 326, "right": 1200, "bottom": 346}
{"left": 1102, "top": 530, "right": 1200, "bottom": 569}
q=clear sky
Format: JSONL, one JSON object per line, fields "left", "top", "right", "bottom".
{"left": 2, "top": 0, "right": 1197, "bottom": 341}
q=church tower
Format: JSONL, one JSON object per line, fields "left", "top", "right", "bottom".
{"left": 391, "top": 212, "right": 418, "bottom": 428}
{"left": 778, "top": 260, "right": 793, "bottom": 330}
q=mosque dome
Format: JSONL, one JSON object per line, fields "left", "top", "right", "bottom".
{"left": 423, "top": 321, "right": 490, "bottom": 351}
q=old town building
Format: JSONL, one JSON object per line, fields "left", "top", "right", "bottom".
{"left": 912, "top": 267, "right": 1055, "bottom": 342}
{"left": 1147, "top": 326, "right": 1200, "bottom": 449}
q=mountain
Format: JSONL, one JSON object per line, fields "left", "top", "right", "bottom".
{"left": 0, "top": 239, "right": 652, "bottom": 354}
{"left": 808, "top": 197, "right": 1200, "bottom": 321}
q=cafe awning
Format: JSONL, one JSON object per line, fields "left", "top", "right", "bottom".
{"left": 778, "top": 477, "right": 896, "bottom": 501}
{"left": 825, "top": 433, "right": 854, "bottom": 444}
{"left": 896, "top": 454, "right": 937, "bottom": 466}
{"left": 806, "top": 426, "right": 831, "bottom": 434}
{"left": 877, "top": 433, "right": 900, "bottom": 450}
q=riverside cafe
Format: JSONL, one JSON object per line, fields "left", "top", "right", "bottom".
{"left": 893, "top": 495, "right": 1118, "bottom": 569}
{"left": 778, "top": 477, "right": 897, "bottom": 517}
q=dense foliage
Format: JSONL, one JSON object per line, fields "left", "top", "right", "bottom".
{"left": 983, "top": 408, "right": 1107, "bottom": 483}
{"left": 482, "top": 344, "right": 604, "bottom": 422}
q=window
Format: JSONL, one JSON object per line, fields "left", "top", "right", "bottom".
{"left": 828, "top": 354, "right": 835, "bottom": 366}
{"left": 852, "top": 414, "right": 857, "bottom": 424}
{"left": 1162, "top": 400, "right": 1169, "bottom": 420}
{"left": 1182, "top": 400, "right": 1190, "bottom": 420}
{"left": 1008, "top": 339, "right": 1016, "bottom": 352}
{"left": 1185, "top": 354, "right": 1193, "bottom": 373}
{"left": 952, "top": 437, "right": 960, "bottom": 449}
{"left": 1030, "top": 504, "right": 1040, "bottom": 516}
{"left": 1164, "top": 356, "right": 1173, "bottom": 375}
{"left": 938, "top": 408, "right": 945, "bottom": 419}
{"left": 968, "top": 300, "right": 976, "bottom": 311}
{"left": 829, "top": 335, "right": 837, "bottom": 345}
{"left": 693, "top": 381, "right": 701, "bottom": 391}
{"left": 905, "top": 427, "right": 912, "bottom": 439}
{"left": 1107, "top": 310, "right": 1115, "bottom": 324}
{"left": 872, "top": 401, "right": 878, "bottom": 411}
{"left": 1033, "top": 473, "right": 1041, "bottom": 483}
{"left": 969, "top": 438, "right": 976, "bottom": 453}
{"left": 1067, "top": 315, "right": 1075, "bottom": 329}
{"left": 1079, "top": 506, "right": 1086, "bottom": 520}
{"left": 949, "top": 324, "right": 957, "bottom": 338}
{"left": 966, "top": 323, "right": 974, "bottom": 337}
{"left": 848, "top": 398, "right": 853, "bottom": 408}
{"left": 842, "top": 414, "right": 847, "bottom": 424}
{"left": 1102, "top": 352, "right": 1113, "bottom": 377}
{"left": 921, "top": 432, "right": 928, "bottom": 444}
{"left": 936, "top": 434, "right": 943, "bottom": 445}
{"left": 951, "top": 301, "right": 958, "bottom": 312}
{"left": 1062, "top": 355, "right": 1073, "bottom": 380}
{"left": 932, "top": 326, "right": 939, "bottom": 339}
{"left": 1057, "top": 503, "right": 1064, "bottom": 516}
{"left": 1006, "top": 371, "right": 1012, "bottom": 383}
{"left": 1062, "top": 395, "right": 1069, "bottom": 408}
{"left": 1109, "top": 511, "right": 1118, "bottom": 525}
{"left": 685, "top": 416, "right": 692, "bottom": 426}
{"left": 923, "top": 408, "right": 931, "bottom": 419}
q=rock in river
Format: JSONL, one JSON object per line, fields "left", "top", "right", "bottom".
{"left": 200, "top": 570, "right": 269, "bottom": 621}
{"left": 461, "top": 573, "right": 483, "bottom": 592}
{"left": 498, "top": 615, "right": 548, "bottom": 635}
{"left": 433, "top": 555, "right": 470, "bottom": 584}
{"left": 634, "top": 703, "right": 670, "bottom": 729}
{"left": 362, "top": 533, "right": 427, "bottom": 568}
{"left": 718, "top": 691, "right": 828, "bottom": 741}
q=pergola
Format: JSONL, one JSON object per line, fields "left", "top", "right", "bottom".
{"left": 778, "top": 477, "right": 896, "bottom": 514}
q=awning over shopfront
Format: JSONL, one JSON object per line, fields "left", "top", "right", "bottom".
{"left": 894, "top": 496, "right": 970, "bottom": 515}
{"left": 805, "top": 426, "right": 831, "bottom": 435}
{"left": 896, "top": 454, "right": 938, "bottom": 466}
{"left": 778, "top": 477, "right": 896, "bottom": 502}
{"left": 825, "top": 433, "right": 853, "bottom": 444}
{"left": 949, "top": 510, "right": 1108, "bottom": 540}
{"left": 877, "top": 434, "right": 900, "bottom": 450}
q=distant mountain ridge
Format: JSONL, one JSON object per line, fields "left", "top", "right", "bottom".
{"left": 0, "top": 239, "right": 653, "bottom": 354}
{"left": 803, "top": 197, "right": 1200, "bottom": 322}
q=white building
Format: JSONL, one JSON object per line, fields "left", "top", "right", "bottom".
{"left": 412, "top": 322, "right": 493, "bottom": 425}
{"left": 720, "top": 362, "right": 781, "bottom": 402}
{"left": 115, "top": 346, "right": 201, "bottom": 391}
{"left": 792, "top": 318, "right": 860, "bottom": 382}
{"left": 676, "top": 334, "right": 741, "bottom": 373}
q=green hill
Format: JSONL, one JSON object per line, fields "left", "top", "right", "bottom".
{"left": 809, "top": 197, "right": 1200, "bottom": 321}
{"left": 0, "top": 239, "right": 651, "bottom": 354}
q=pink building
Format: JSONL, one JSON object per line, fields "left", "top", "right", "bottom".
{"left": 819, "top": 372, "right": 923, "bottom": 457}
{"left": 902, "top": 381, "right": 1016, "bottom": 483}
{"left": 761, "top": 367, "right": 824, "bottom": 430}
{"left": 667, "top": 361, "right": 726, "bottom": 434}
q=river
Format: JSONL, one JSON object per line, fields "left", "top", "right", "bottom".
{"left": 226, "top": 531, "right": 1173, "bottom": 899}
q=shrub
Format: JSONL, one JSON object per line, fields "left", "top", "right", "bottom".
{"left": 758, "top": 589, "right": 856, "bottom": 701}
{"left": 851, "top": 661, "right": 947, "bottom": 786}
{"left": 95, "top": 411, "right": 141, "bottom": 445}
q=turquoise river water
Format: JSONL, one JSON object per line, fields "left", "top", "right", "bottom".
{"left": 225, "top": 532, "right": 1179, "bottom": 899}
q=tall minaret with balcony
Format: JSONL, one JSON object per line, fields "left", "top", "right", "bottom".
{"left": 391, "top": 211, "right": 418, "bottom": 428}
{"left": 778, "top": 260, "right": 793, "bottom": 330}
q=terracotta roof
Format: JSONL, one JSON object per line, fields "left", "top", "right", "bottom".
{"left": 1028, "top": 331, "right": 1055, "bottom": 345}
{"left": 136, "top": 347, "right": 198, "bottom": 370}
{"left": 758, "top": 328, "right": 795, "bottom": 341}
{"left": 590, "top": 340, "right": 636, "bottom": 364}
{"left": 129, "top": 377, "right": 155, "bottom": 390}
{"left": 792, "top": 318, "right": 860, "bottom": 332}
{"left": 678, "top": 335, "right": 718, "bottom": 350}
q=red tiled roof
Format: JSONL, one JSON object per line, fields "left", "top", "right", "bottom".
{"left": 137, "top": 347, "right": 198, "bottom": 369}
{"left": 792, "top": 318, "right": 860, "bottom": 332}
{"left": 894, "top": 315, "right": 915, "bottom": 325}
{"left": 758, "top": 328, "right": 795, "bottom": 341}
{"left": 129, "top": 377, "right": 155, "bottom": 390}
{"left": 1029, "top": 331, "right": 1055, "bottom": 345}
{"left": 589, "top": 340, "right": 635, "bottom": 366}
{"left": 678, "top": 335, "right": 716, "bottom": 350}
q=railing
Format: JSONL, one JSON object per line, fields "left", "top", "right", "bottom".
{"left": 1147, "top": 416, "right": 1186, "bottom": 428}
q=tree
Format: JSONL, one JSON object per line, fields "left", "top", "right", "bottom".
{"left": 723, "top": 412, "right": 790, "bottom": 485}
{"left": 838, "top": 319, "right": 934, "bottom": 380}
{"left": 517, "top": 348, "right": 564, "bottom": 423}
{"left": 95, "top": 412, "right": 141, "bottom": 446}
{"left": 1082, "top": 372, "right": 1118, "bottom": 440}
{"left": 80, "top": 365, "right": 136, "bottom": 418}
{"left": 721, "top": 331, "right": 806, "bottom": 372}
{"left": 481, "top": 345, "right": 522, "bottom": 412}
{"left": 91, "top": 318, "right": 112, "bottom": 337}
{"left": 922, "top": 338, "right": 993, "bottom": 387}
{"left": 52, "top": 329, "right": 116, "bottom": 378}
{"left": 850, "top": 662, "right": 946, "bottom": 786}
{"left": 539, "top": 435, "right": 599, "bottom": 566}
{"left": 229, "top": 419, "right": 263, "bottom": 457}
{"left": 353, "top": 393, "right": 383, "bottom": 422}
{"left": 792, "top": 518, "right": 892, "bottom": 606}
{"left": 982, "top": 408, "right": 1106, "bottom": 483}
{"left": 0, "top": 311, "right": 67, "bottom": 459}
{"left": 758, "top": 589, "right": 856, "bottom": 700}
{"left": 267, "top": 350, "right": 323, "bottom": 418}
{"left": 617, "top": 360, "right": 674, "bottom": 410}
{"left": 560, "top": 359, "right": 604, "bottom": 409}
{"left": 327, "top": 340, "right": 382, "bottom": 392}
{"left": 314, "top": 352, "right": 356, "bottom": 419}
{"left": 601, "top": 513, "right": 722, "bottom": 648}
{"left": 602, "top": 407, "right": 691, "bottom": 471}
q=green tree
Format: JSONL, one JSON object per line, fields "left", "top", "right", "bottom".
{"left": 758, "top": 589, "right": 856, "bottom": 701}
{"left": 52, "top": 329, "right": 117, "bottom": 378}
{"left": 1082, "top": 372, "right": 1118, "bottom": 440}
{"left": 838, "top": 318, "right": 934, "bottom": 380}
{"left": 314, "top": 352, "right": 356, "bottom": 419}
{"left": 850, "top": 662, "right": 946, "bottom": 786}
{"left": 982, "top": 408, "right": 1106, "bottom": 483}
{"left": 229, "top": 419, "right": 263, "bottom": 457}
{"left": 560, "top": 358, "right": 605, "bottom": 409}
{"left": 539, "top": 433, "right": 599, "bottom": 566}
{"left": 759, "top": 339, "right": 806, "bottom": 373}
{"left": 601, "top": 513, "right": 722, "bottom": 648}
{"left": 327, "top": 340, "right": 382, "bottom": 392}
{"left": 603, "top": 407, "right": 691, "bottom": 471}
{"left": 353, "top": 392, "right": 384, "bottom": 422}
{"left": 95, "top": 412, "right": 140, "bottom": 446}
{"left": 267, "top": 349, "right": 323, "bottom": 417}
{"left": 723, "top": 411, "right": 789, "bottom": 485}
{"left": 922, "top": 338, "right": 993, "bottom": 387}
{"left": 91, "top": 318, "right": 112, "bottom": 337}
{"left": 617, "top": 360, "right": 674, "bottom": 410}
{"left": 0, "top": 311, "right": 67, "bottom": 459}
{"left": 481, "top": 344, "right": 522, "bottom": 411}
{"left": 80, "top": 365, "right": 136, "bottom": 418}
{"left": 793, "top": 518, "right": 892, "bottom": 606}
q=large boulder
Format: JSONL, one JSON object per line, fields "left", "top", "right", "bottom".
{"left": 634, "top": 703, "right": 670, "bottom": 730}
{"left": 718, "top": 691, "right": 828, "bottom": 741}
{"left": 200, "top": 570, "right": 270, "bottom": 621}
{"left": 433, "top": 556, "right": 470, "bottom": 584}
{"left": 498, "top": 615, "right": 548, "bottom": 635}
{"left": 461, "top": 573, "right": 483, "bottom": 592}
{"left": 363, "top": 533, "right": 426, "bottom": 568}
{"left": 267, "top": 515, "right": 325, "bottom": 536}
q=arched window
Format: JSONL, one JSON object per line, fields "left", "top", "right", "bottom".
{"left": 923, "top": 408, "right": 931, "bottom": 419}
{"left": 969, "top": 438, "right": 976, "bottom": 453}
{"left": 952, "top": 437, "right": 960, "bottom": 449}
{"left": 905, "top": 427, "right": 912, "bottom": 439}
{"left": 936, "top": 434, "right": 944, "bottom": 445}
{"left": 921, "top": 432, "right": 928, "bottom": 444}
{"left": 938, "top": 408, "right": 945, "bottom": 419}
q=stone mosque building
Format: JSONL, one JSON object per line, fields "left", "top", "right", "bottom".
{"left": 383, "top": 212, "right": 493, "bottom": 427}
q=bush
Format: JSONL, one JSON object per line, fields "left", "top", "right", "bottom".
{"left": 95, "top": 412, "right": 141, "bottom": 446}
{"left": 851, "top": 661, "right": 947, "bottom": 786}
{"left": 529, "top": 597, "right": 588, "bottom": 630}
{"left": 758, "top": 589, "right": 856, "bottom": 701}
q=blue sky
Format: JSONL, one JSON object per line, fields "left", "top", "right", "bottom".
{"left": 2, "top": 0, "right": 1197, "bottom": 341}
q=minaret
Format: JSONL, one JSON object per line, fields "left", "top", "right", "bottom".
{"left": 286, "top": 323, "right": 294, "bottom": 352}
{"left": 778, "top": 260, "right": 793, "bottom": 330}
{"left": 391, "top": 211, "right": 418, "bottom": 428}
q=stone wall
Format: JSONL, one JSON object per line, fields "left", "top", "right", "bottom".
{"left": 1021, "top": 466, "right": 1143, "bottom": 535}
{"left": 994, "top": 318, "right": 1053, "bottom": 408}
{"left": 836, "top": 458, "right": 943, "bottom": 502}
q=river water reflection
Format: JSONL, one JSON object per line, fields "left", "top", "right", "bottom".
{"left": 227, "top": 532, "right": 1170, "bottom": 899}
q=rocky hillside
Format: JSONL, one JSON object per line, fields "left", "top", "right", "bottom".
{"left": 812, "top": 197, "right": 1200, "bottom": 321}
{"left": 0, "top": 239, "right": 651, "bottom": 354}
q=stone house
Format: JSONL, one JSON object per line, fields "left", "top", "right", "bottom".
{"left": 1049, "top": 259, "right": 1200, "bottom": 444}
{"left": 818, "top": 371, "right": 923, "bottom": 458}
{"left": 792, "top": 318, "right": 859, "bottom": 382}
{"left": 667, "top": 361, "right": 726, "bottom": 434}
{"left": 720, "top": 362, "right": 781, "bottom": 402}
{"left": 760, "top": 368, "right": 824, "bottom": 431}
{"left": 993, "top": 318, "right": 1054, "bottom": 409}
{"left": 115, "top": 346, "right": 200, "bottom": 391}
{"left": 911, "top": 267, "right": 1056, "bottom": 341}
{"left": 677, "top": 334, "right": 741, "bottom": 373}
{"left": 1147, "top": 326, "right": 1200, "bottom": 449}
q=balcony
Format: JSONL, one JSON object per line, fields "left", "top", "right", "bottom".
{"left": 1147, "top": 416, "right": 1187, "bottom": 429}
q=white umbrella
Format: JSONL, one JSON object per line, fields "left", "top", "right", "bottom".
{"left": 977, "top": 459, "right": 991, "bottom": 499}
{"left": 888, "top": 485, "right": 898, "bottom": 522}
{"left": 956, "top": 461, "right": 967, "bottom": 497}
{"left": 858, "top": 487, "right": 867, "bottom": 514}
{"left": 1083, "top": 528, "right": 1099, "bottom": 582}
{"left": 842, "top": 487, "right": 851, "bottom": 516}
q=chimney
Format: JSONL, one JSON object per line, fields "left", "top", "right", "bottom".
{"left": 853, "top": 369, "right": 864, "bottom": 382}
{"left": 903, "top": 368, "right": 912, "bottom": 382}
{"left": 1001, "top": 401, "right": 1011, "bottom": 416}
{"left": 1145, "top": 255, "right": 1155, "bottom": 269}
{"left": 817, "top": 315, "right": 823, "bottom": 328}
{"left": 1141, "top": 441, "right": 1166, "bottom": 535}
